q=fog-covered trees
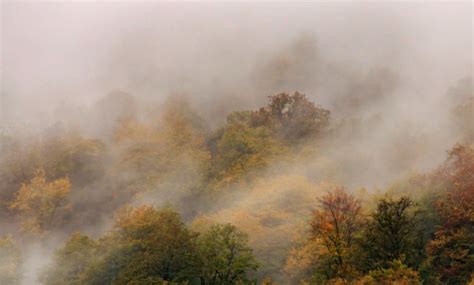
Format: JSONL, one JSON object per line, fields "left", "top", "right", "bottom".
{"left": 0, "top": 133, "right": 105, "bottom": 230}
{"left": 40, "top": 233, "right": 97, "bottom": 285}
{"left": 210, "top": 118, "right": 285, "bottom": 188}
{"left": 112, "top": 96, "right": 211, "bottom": 210}
{"left": 284, "top": 144, "right": 474, "bottom": 284}
{"left": 2, "top": 91, "right": 473, "bottom": 285}
{"left": 250, "top": 92, "right": 330, "bottom": 142}
{"left": 208, "top": 92, "right": 328, "bottom": 189}
{"left": 425, "top": 144, "right": 474, "bottom": 284}
{"left": 40, "top": 206, "right": 259, "bottom": 285}
{"left": 10, "top": 169, "right": 72, "bottom": 235}
{"left": 83, "top": 206, "right": 200, "bottom": 284}
{"left": 0, "top": 236, "right": 22, "bottom": 285}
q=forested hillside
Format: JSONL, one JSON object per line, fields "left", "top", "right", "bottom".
{"left": 1, "top": 2, "right": 472, "bottom": 285}
{"left": 1, "top": 90, "right": 473, "bottom": 284}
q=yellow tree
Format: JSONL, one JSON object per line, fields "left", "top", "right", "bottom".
{"left": 112, "top": 97, "right": 211, "bottom": 214}
{"left": 193, "top": 174, "right": 318, "bottom": 282}
{"left": 10, "top": 169, "right": 72, "bottom": 235}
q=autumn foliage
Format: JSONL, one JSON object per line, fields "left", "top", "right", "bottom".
{"left": 425, "top": 144, "right": 474, "bottom": 284}
{"left": 0, "top": 92, "right": 472, "bottom": 284}
{"left": 310, "top": 187, "right": 362, "bottom": 281}
{"left": 10, "top": 169, "right": 71, "bottom": 235}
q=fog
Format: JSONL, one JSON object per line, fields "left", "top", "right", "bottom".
{"left": 0, "top": 2, "right": 472, "bottom": 284}
{"left": 2, "top": 2, "right": 471, "bottom": 122}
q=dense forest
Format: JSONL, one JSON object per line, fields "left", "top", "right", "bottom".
{"left": 1, "top": 2, "right": 473, "bottom": 285}
{"left": 0, "top": 89, "right": 473, "bottom": 284}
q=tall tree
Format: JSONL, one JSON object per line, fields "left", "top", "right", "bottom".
{"left": 197, "top": 224, "right": 259, "bottom": 284}
{"left": 361, "top": 196, "right": 418, "bottom": 270}
{"left": 309, "top": 186, "right": 363, "bottom": 282}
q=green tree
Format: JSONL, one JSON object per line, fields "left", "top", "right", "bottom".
{"left": 356, "top": 260, "right": 421, "bottom": 285}
{"left": 197, "top": 224, "right": 259, "bottom": 284}
{"left": 360, "top": 196, "right": 418, "bottom": 271}
{"left": 210, "top": 122, "right": 285, "bottom": 188}
{"left": 81, "top": 206, "right": 200, "bottom": 284}
{"left": 40, "top": 233, "right": 97, "bottom": 285}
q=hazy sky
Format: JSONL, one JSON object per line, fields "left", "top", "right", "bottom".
{"left": 1, "top": 2, "right": 472, "bottom": 125}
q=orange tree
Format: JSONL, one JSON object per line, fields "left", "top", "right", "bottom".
{"left": 426, "top": 144, "right": 474, "bottom": 284}
{"left": 309, "top": 186, "right": 363, "bottom": 282}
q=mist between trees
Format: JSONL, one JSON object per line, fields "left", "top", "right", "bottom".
{"left": 1, "top": 90, "right": 472, "bottom": 284}
{"left": 0, "top": 2, "right": 472, "bottom": 285}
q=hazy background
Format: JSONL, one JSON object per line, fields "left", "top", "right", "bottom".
{"left": 2, "top": 2, "right": 471, "bottom": 121}
{"left": 2, "top": 1, "right": 472, "bottom": 185}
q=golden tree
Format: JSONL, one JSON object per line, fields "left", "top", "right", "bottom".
{"left": 10, "top": 169, "right": 72, "bottom": 235}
